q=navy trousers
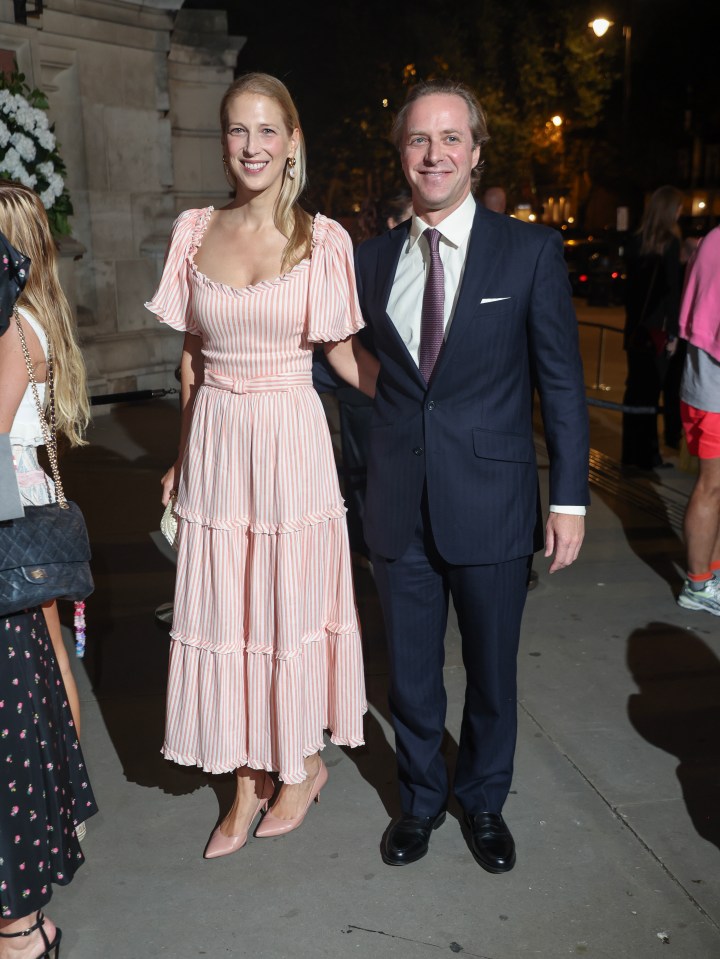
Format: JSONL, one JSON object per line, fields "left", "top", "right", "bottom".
{"left": 371, "top": 495, "right": 531, "bottom": 817}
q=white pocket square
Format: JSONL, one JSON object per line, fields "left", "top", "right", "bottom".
{"left": 480, "top": 297, "right": 511, "bottom": 304}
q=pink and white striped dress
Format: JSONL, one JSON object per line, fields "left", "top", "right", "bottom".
{"left": 145, "top": 208, "right": 367, "bottom": 783}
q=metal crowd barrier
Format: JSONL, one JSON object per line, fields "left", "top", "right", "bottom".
{"left": 90, "top": 388, "right": 178, "bottom": 407}
{"left": 579, "top": 320, "right": 621, "bottom": 392}
{"left": 577, "top": 320, "right": 660, "bottom": 414}
{"left": 586, "top": 397, "right": 658, "bottom": 414}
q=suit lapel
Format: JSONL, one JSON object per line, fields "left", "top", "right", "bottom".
{"left": 372, "top": 223, "right": 427, "bottom": 388}
{"left": 378, "top": 223, "right": 407, "bottom": 313}
{"left": 431, "top": 203, "right": 505, "bottom": 381}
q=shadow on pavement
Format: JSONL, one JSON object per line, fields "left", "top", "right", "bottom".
{"left": 592, "top": 479, "right": 685, "bottom": 595}
{"left": 62, "top": 400, "right": 206, "bottom": 796}
{"left": 627, "top": 621, "right": 720, "bottom": 851}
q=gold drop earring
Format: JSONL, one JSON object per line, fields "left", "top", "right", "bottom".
{"left": 287, "top": 156, "right": 297, "bottom": 180}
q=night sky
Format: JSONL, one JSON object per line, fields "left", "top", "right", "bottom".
{"left": 191, "top": 0, "right": 718, "bottom": 136}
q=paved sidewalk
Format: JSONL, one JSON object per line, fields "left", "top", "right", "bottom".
{"left": 52, "top": 398, "right": 719, "bottom": 959}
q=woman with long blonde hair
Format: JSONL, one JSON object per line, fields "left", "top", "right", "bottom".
{"left": 0, "top": 191, "right": 96, "bottom": 959}
{"left": 148, "top": 73, "right": 377, "bottom": 858}
{"left": 0, "top": 179, "right": 89, "bottom": 744}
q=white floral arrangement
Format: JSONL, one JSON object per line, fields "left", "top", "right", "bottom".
{"left": 0, "top": 67, "right": 73, "bottom": 236}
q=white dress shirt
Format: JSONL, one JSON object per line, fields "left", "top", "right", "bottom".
{"left": 387, "top": 193, "right": 475, "bottom": 364}
{"left": 386, "top": 192, "right": 584, "bottom": 517}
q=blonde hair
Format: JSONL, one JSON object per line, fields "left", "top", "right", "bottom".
{"left": 638, "top": 185, "right": 683, "bottom": 257}
{"left": 219, "top": 73, "right": 313, "bottom": 274}
{"left": 0, "top": 180, "right": 89, "bottom": 446}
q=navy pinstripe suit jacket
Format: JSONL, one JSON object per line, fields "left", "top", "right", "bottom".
{"left": 355, "top": 202, "right": 590, "bottom": 565}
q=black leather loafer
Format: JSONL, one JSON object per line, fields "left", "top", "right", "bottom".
{"left": 380, "top": 811, "right": 446, "bottom": 866}
{"left": 464, "top": 811, "right": 516, "bottom": 873}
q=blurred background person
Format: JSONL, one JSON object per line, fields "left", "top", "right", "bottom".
{"left": 676, "top": 224, "right": 720, "bottom": 616}
{"left": 356, "top": 196, "right": 382, "bottom": 245}
{"left": 482, "top": 185, "right": 507, "bottom": 214}
{"left": 356, "top": 191, "right": 413, "bottom": 244}
{"left": 621, "top": 185, "right": 683, "bottom": 470}
{"left": 383, "top": 190, "right": 413, "bottom": 229}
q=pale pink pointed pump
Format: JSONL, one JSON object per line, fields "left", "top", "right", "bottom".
{"left": 255, "top": 759, "right": 328, "bottom": 838}
{"left": 203, "top": 772, "right": 275, "bottom": 859}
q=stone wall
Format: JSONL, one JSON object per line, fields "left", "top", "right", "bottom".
{"left": 0, "top": 0, "right": 244, "bottom": 396}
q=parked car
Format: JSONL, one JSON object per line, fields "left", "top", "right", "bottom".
{"left": 563, "top": 235, "right": 627, "bottom": 306}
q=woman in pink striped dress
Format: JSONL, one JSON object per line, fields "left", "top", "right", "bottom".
{"left": 146, "top": 74, "right": 378, "bottom": 858}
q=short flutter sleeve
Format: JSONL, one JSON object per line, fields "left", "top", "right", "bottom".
{"left": 145, "top": 209, "right": 207, "bottom": 336}
{"left": 306, "top": 215, "right": 365, "bottom": 343}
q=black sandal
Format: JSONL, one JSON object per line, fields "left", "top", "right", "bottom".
{"left": 0, "top": 910, "right": 61, "bottom": 958}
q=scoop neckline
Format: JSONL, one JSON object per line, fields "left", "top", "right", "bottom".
{"left": 190, "top": 206, "right": 318, "bottom": 295}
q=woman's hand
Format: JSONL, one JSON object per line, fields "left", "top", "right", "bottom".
{"left": 161, "top": 460, "right": 182, "bottom": 506}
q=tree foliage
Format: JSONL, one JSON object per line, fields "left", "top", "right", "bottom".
{"left": 309, "top": 0, "right": 616, "bottom": 214}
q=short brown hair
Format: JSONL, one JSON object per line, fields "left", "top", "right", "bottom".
{"left": 391, "top": 79, "right": 490, "bottom": 151}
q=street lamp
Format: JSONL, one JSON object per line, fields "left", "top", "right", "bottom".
{"left": 589, "top": 16, "right": 632, "bottom": 128}
{"left": 589, "top": 17, "right": 613, "bottom": 37}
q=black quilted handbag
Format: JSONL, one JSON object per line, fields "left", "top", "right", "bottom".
{"left": 0, "top": 309, "right": 94, "bottom": 616}
{"left": 0, "top": 501, "right": 93, "bottom": 615}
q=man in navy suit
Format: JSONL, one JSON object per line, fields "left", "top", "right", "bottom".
{"left": 355, "top": 80, "right": 589, "bottom": 872}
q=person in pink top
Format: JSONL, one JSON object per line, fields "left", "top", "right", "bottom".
{"left": 676, "top": 225, "right": 720, "bottom": 616}
{"left": 146, "top": 73, "right": 378, "bottom": 858}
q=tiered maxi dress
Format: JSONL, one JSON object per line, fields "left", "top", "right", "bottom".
{"left": 146, "top": 209, "right": 367, "bottom": 783}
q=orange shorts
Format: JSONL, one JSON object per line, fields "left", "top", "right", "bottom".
{"left": 681, "top": 401, "right": 720, "bottom": 459}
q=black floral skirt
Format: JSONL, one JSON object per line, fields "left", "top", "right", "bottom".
{"left": 0, "top": 607, "right": 98, "bottom": 919}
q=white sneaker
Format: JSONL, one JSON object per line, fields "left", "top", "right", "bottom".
{"left": 677, "top": 578, "right": 720, "bottom": 616}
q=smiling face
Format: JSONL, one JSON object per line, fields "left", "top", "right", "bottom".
{"left": 223, "top": 92, "right": 299, "bottom": 199}
{"left": 400, "top": 93, "right": 481, "bottom": 222}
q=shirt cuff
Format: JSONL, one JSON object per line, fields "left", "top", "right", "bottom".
{"left": 549, "top": 505, "right": 586, "bottom": 515}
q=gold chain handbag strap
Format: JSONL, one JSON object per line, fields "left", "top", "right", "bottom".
{"left": 13, "top": 307, "right": 69, "bottom": 509}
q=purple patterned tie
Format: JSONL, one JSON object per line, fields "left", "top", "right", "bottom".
{"left": 418, "top": 228, "right": 445, "bottom": 382}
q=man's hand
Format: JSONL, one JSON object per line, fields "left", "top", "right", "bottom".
{"left": 544, "top": 512, "right": 585, "bottom": 573}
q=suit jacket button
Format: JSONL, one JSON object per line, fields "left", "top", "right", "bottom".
{"left": 413, "top": 446, "right": 424, "bottom": 456}
{"left": 426, "top": 400, "right": 435, "bottom": 411}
